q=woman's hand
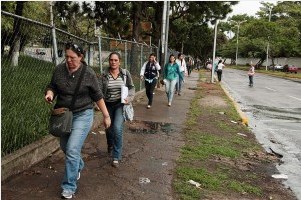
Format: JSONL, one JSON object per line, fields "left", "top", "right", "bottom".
{"left": 103, "top": 116, "right": 111, "bottom": 129}
{"left": 123, "top": 98, "right": 129, "bottom": 105}
{"left": 45, "top": 91, "right": 54, "bottom": 104}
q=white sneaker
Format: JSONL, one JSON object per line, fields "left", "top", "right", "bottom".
{"left": 77, "top": 172, "right": 80, "bottom": 180}
{"left": 112, "top": 160, "right": 119, "bottom": 168}
{"left": 147, "top": 105, "right": 151, "bottom": 109}
{"left": 61, "top": 190, "right": 74, "bottom": 199}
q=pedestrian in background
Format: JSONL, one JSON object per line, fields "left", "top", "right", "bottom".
{"left": 175, "top": 53, "right": 187, "bottom": 95}
{"left": 45, "top": 43, "right": 111, "bottom": 199}
{"left": 99, "top": 52, "right": 135, "bottom": 168}
{"left": 140, "top": 53, "right": 161, "bottom": 109}
{"left": 216, "top": 60, "right": 225, "bottom": 82}
{"left": 248, "top": 64, "right": 255, "bottom": 87}
{"left": 163, "top": 54, "right": 183, "bottom": 107}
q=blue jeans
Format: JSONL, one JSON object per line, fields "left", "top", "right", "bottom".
{"left": 60, "top": 109, "right": 94, "bottom": 193}
{"left": 105, "top": 102, "right": 124, "bottom": 160}
{"left": 175, "top": 72, "right": 185, "bottom": 93}
{"left": 165, "top": 79, "right": 177, "bottom": 103}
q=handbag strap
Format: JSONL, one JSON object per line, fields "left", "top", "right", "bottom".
{"left": 70, "top": 64, "right": 87, "bottom": 110}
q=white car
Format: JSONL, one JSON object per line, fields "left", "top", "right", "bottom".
{"left": 274, "top": 64, "right": 283, "bottom": 70}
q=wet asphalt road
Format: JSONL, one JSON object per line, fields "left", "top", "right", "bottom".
{"left": 221, "top": 68, "right": 301, "bottom": 199}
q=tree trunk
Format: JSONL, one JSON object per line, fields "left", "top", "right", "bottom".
{"left": 9, "top": 1, "right": 25, "bottom": 67}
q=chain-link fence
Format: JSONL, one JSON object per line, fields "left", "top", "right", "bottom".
{"left": 1, "top": 11, "right": 160, "bottom": 156}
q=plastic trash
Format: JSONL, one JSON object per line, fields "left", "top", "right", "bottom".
{"left": 272, "top": 174, "right": 288, "bottom": 179}
{"left": 231, "top": 120, "right": 238, "bottom": 124}
{"left": 237, "top": 133, "right": 247, "bottom": 137}
{"left": 162, "top": 162, "right": 168, "bottom": 166}
{"left": 188, "top": 180, "right": 201, "bottom": 188}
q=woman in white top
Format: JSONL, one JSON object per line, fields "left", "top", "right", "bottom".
{"left": 248, "top": 64, "right": 255, "bottom": 87}
{"left": 175, "top": 53, "right": 187, "bottom": 95}
{"left": 216, "top": 60, "right": 224, "bottom": 82}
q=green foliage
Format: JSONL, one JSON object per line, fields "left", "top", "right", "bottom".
{"left": 1, "top": 55, "right": 54, "bottom": 156}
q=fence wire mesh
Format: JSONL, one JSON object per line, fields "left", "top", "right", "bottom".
{"left": 1, "top": 11, "right": 159, "bottom": 156}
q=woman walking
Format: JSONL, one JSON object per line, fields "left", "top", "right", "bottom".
{"left": 99, "top": 52, "right": 135, "bottom": 167}
{"left": 140, "top": 53, "right": 161, "bottom": 109}
{"left": 45, "top": 43, "right": 111, "bottom": 199}
{"left": 248, "top": 64, "right": 255, "bottom": 87}
{"left": 216, "top": 60, "right": 225, "bottom": 82}
{"left": 163, "top": 54, "right": 183, "bottom": 106}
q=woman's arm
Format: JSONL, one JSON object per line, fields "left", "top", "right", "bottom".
{"left": 96, "top": 98, "right": 111, "bottom": 129}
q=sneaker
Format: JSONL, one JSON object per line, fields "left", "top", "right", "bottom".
{"left": 168, "top": 103, "right": 171, "bottom": 107}
{"left": 147, "top": 105, "right": 151, "bottom": 109}
{"left": 77, "top": 171, "right": 80, "bottom": 181}
{"left": 61, "top": 190, "right": 74, "bottom": 199}
{"left": 112, "top": 160, "right": 119, "bottom": 168}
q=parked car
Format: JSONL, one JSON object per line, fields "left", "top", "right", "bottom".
{"left": 269, "top": 64, "right": 283, "bottom": 71}
{"left": 283, "top": 65, "right": 298, "bottom": 73}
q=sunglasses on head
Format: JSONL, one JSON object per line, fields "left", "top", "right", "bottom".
{"left": 65, "top": 43, "right": 83, "bottom": 54}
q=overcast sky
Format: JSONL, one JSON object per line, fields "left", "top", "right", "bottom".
{"left": 229, "top": 0, "right": 277, "bottom": 17}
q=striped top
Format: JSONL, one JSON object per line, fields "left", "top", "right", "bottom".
{"left": 105, "top": 73, "right": 124, "bottom": 102}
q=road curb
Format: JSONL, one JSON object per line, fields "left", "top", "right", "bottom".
{"left": 217, "top": 78, "right": 249, "bottom": 126}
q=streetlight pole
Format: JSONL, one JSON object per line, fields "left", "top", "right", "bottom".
{"left": 265, "top": 7, "right": 272, "bottom": 71}
{"left": 211, "top": 20, "right": 218, "bottom": 83}
{"left": 232, "top": 20, "right": 246, "bottom": 66}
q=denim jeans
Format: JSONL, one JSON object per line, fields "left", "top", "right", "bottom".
{"left": 145, "top": 78, "right": 157, "bottom": 106}
{"left": 60, "top": 108, "right": 94, "bottom": 193}
{"left": 175, "top": 71, "right": 185, "bottom": 93}
{"left": 165, "top": 79, "right": 177, "bottom": 104}
{"left": 105, "top": 102, "right": 124, "bottom": 160}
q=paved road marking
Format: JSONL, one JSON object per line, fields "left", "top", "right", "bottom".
{"left": 265, "top": 87, "right": 277, "bottom": 92}
{"left": 287, "top": 95, "right": 301, "bottom": 101}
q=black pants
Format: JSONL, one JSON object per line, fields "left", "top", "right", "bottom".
{"left": 145, "top": 79, "right": 157, "bottom": 106}
{"left": 187, "top": 65, "right": 192, "bottom": 76}
{"left": 217, "top": 70, "right": 222, "bottom": 82}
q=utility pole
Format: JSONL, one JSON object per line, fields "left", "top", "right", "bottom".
{"left": 211, "top": 20, "right": 218, "bottom": 83}
{"left": 265, "top": 6, "right": 272, "bottom": 71}
{"left": 164, "top": 1, "right": 170, "bottom": 67}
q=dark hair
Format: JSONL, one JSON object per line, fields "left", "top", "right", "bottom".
{"left": 218, "top": 60, "right": 222, "bottom": 64}
{"left": 149, "top": 53, "right": 156, "bottom": 57}
{"left": 109, "top": 52, "right": 121, "bottom": 60}
{"left": 65, "top": 43, "right": 84, "bottom": 57}
{"left": 178, "top": 53, "right": 182, "bottom": 58}
{"left": 169, "top": 54, "right": 175, "bottom": 63}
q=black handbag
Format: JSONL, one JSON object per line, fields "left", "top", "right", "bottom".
{"left": 49, "top": 65, "right": 86, "bottom": 137}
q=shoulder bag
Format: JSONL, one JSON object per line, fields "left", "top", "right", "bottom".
{"left": 49, "top": 65, "right": 86, "bottom": 137}
{"left": 121, "top": 69, "right": 134, "bottom": 121}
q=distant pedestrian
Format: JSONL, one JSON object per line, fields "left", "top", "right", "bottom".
{"left": 44, "top": 43, "right": 111, "bottom": 199}
{"left": 98, "top": 52, "right": 135, "bottom": 168}
{"left": 216, "top": 60, "right": 224, "bottom": 82}
{"left": 163, "top": 54, "right": 183, "bottom": 107}
{"left": 175, "top": 53, "right": 187, "bottom": 95}
{"left": 187, "top": 57, "right": 193, "bottom": 76}
{"left": 248, "top": 64, "right": 255, "bottom": 87}
{"left": 140, "top": 53, "right": 161, "bottom": 109}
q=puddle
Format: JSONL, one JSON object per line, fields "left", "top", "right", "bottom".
{"left": 127, "top": 120, "right": 175, "bottom": 134}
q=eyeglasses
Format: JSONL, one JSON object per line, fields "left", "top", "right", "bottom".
{"left": 65, "top": 43, "right": 82, "bottom": 54}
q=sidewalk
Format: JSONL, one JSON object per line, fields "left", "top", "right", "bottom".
{"left": 2, "top": 72, "right": 199, "bottom": 200}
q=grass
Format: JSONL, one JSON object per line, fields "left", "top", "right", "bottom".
{"left": 1, "top": 55, "right": 55, "bottom": 156}
{"left": 173, "top": 70, "right": 263, "bottom": 199}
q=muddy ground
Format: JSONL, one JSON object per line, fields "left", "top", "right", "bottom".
{"left": 1, "top": 71, "right": 297, "bottom": 200}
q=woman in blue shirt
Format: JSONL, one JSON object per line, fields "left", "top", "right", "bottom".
{"left": 163, "top": 54, "right": 183, "bottom": 106}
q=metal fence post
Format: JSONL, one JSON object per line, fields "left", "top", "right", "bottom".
{"left": 98, "top": 36, "right": 102, "bottom": 73}
{"left": 124, "top": 41, "right": 127, "bottom": 70}
{"left": 140, "top": 44, "right": 143, "bottom": 91}
{"left": 50, "top": 2, "right": 58, "bottom": 66}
